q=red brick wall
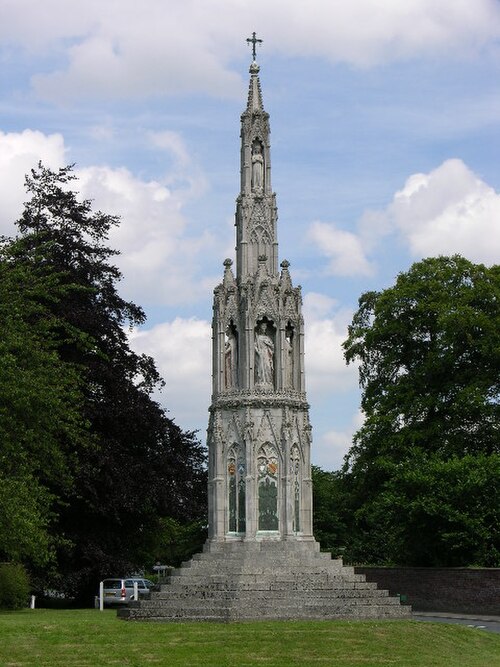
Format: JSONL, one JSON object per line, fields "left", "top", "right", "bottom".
{"left": 354, "top": 567, "right": 500, "bottom": 614}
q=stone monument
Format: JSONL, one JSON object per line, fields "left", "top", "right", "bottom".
{"left": 120, "top": 36, "right": 411, "bottom": 622}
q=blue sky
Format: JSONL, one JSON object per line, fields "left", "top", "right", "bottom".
{"left": 1, "top": 1, "right": 500, "bottom": 470}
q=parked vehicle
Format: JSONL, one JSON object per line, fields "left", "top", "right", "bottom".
{"left": 101, "top": 578, "right": 155, "bottom": 605}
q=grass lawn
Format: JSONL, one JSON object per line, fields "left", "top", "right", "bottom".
{"left": 0, "top": 609, "right": 499, "bottom": 666}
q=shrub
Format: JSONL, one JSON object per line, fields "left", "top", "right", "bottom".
{"left": 0, "top": 563, "right": 30, "bottom": 610}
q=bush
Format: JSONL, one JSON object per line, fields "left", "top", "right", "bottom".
{"left": 0, "top": 563, "right": 30, "bottom": 610}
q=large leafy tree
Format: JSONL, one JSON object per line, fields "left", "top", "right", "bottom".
{"left": 2, "top": 164, "right": 206, "bottom": 599}
{"left": 0, "top": 252, "right": 89, "bottom": 566}
{"left": 342, "top": 255, "right": 500, "bottom": 566}
{"left": 311, "top": 466, "right": 348, "bottom": 555}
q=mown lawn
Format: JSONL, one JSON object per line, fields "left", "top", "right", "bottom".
{"left": 0, "top": 609, "right": 499, "bottom": 666}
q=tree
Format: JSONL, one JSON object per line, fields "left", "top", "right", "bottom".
{"left": 342, "top": 255, "right": 500, "bottom": 566}
{"left": 2, "top": 163, "right": 207, "bottom": 599}
{"left": 311, "top": 466, "right": 348, "bottom": 554}
{"left": 0, "top": 250, "right": 90, "bottom": 565}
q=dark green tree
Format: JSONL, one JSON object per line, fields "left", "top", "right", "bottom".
{"left": 342, "top": 255, "right": 500, "bottom": 566}
{"left": 0, "top": 252, "right": 89, "bottom": 565}
{"left": 3, "top": 163, "right": 207, "bottom": 599}
{"left": 311, "top": 466, "right": 348, "bottom": 555}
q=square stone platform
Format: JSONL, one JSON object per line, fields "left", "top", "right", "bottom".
{"left": 118, "top": 541, "right": 411, "bottom": 622}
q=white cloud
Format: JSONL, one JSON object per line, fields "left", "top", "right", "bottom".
{"left": 77, "top": 161, "right": 213, "bottom": 305}
{"left": 0, "top": 129, "right": 214, "bottom": 306}
{"left": 129, "top": 317, "right": 212, "bottom": 433}
{"left": 303, "top": 292, "right": 359, "bottom": 395}
{"left": 308, "top": 221, "right": 374, "bottom": 277}
{"left": 389, "top": 159, "right": 500, "bottom": 264}
{"left": 0, "top": 130, "right": 66, "bottom": 233}
{"left": 311, "top": 159, "right": 500, "bottom": 279}
{"left": 3, "top": 1, "right": 499, "bottom": 101}
{"left": 314, "top": 410, "right": 364, "bottom": 471}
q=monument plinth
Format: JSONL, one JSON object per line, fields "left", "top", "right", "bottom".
{"left": 120, "top": 41, "right": 411, "bottom": 622}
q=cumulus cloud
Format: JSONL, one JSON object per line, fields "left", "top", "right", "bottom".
{"left": 388, "top": 158, "right": 500, "bottom": 264}
{"left": 0, "top": 129, "right": 214, "bottom": 306}
{"left": 314, "top": 410, "right": 364, "bottom": 471}
{"left": 308, "top": 221, "right": 374, "bottom": 277}
{"left": 0, "top": 130, "right": 66, "bottom": 233}
{"left": 303, "top": 292, "right": 359, "bottom": 396}
{"left": 129, "top": 317, "right": 212, "bottom": 433}
{"left": 2, "top": 1, "right": 499, "bottom": 101}
{"left": 77, "top": 163, "right": 212, "bottom": 305}
{"left": 310, "top": 159, "right": 500, "bottom": 279}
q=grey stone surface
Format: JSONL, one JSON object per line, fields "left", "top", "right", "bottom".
{"left": 207, "top": 56, "right": 313, "bottom": 547}
{"left": 119, "top": 541, "right": 410, "bottom": 622}
{"left": 120, "top": 52, "right": 410, "bottom": 623}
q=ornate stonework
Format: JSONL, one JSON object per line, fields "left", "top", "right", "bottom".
{"left": 207, "top": 59, "right": 313, "bottom": 543}
{"left": 119, "top": 44, "right": 411, "bottom": 622}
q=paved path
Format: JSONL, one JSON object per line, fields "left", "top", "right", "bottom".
{"left": 412, "top": 612, "right": 500, "bottom": 634}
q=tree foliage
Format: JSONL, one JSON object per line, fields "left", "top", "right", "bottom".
{"left": 311, "top": 466, "right": 348, "bottom": 554}
{"left": 342, "top": 256, "right": 500, "bottom": 566}
{"left": 0, "top": 249, "right": 90, "bottom": 565}
{"left": 0, "top": 563, "right": 31, "bottom": 610}
{"left": 0, "top": 164, "right": 207, "bottom": 599}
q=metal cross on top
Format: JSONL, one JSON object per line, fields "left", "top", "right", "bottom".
{"left": 246, "top": 32, "right": 263, "bottom": 61}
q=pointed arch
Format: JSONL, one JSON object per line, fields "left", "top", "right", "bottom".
{"left": 250, "top": 224, "right": 271, "bottom": 245}
{"left": 227, "top": 442, "right": 246, "bottom": 534}
{"left": 290, "top": 443, "right": 302, "bottom": 533}
{"left": 255, "top": 410, "right": 280, "bottom": 453}
{"left": 257, "top": 442, "right": 279, "bottom": 531}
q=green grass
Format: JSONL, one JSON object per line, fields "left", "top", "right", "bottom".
{"left": 0, "top": 609, "right": 499, "bottom": 666}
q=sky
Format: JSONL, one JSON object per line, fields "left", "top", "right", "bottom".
{"left": 1, "top": 0, "right": 500, "bottom": 471}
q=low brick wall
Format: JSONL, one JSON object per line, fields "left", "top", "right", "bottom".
{"left": 354, "top": 566, "right": 500, "bottom": 614}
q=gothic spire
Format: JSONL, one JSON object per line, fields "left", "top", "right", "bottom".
{"left": 246, "top": 61, "right": 264, "bottom": 113}
{"left": 236, "top": 37, "right": 278, "bottom": 280}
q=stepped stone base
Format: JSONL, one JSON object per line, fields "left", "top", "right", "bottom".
{"left": 118, "top": 541, "right": 411, "bottom": 622}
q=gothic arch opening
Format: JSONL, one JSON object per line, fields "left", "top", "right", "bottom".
{"left": 251, "top": 138, "right": 264, "bottom": 191}
{"left": 284, "top": 322, "right": 295, "bottom": 389}
{"left": 257, "top": 443, "right": 279, "bottom": 531}
{"left": 224, "top": 321, "right": 238, "bottom": 390}
{"left": 290, "top": 444, "right": 301, "bottom": 533}
{"left": 227, "top": 443, "right": 246, "bottom": 534}
{"left": 254, "top": 318, "right": 276, "bottom": 388}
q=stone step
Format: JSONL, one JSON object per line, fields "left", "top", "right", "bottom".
{"left": 160, "top": 581, "right": 378, "bottom": 594}
{"left": 170, "top": 571, "right": 358, "bottom": 583}
{"left": 153, "top": 587, "right": 391, "bottom": 601}
{"left": 143, "top": 599, "right": 398, "bottom": 613}
{"left": 121, "top": 602, "right": 410, "bottom": 622}
{"left": 119, "top": 541, "right": 411, "bottom": 622}
{"left": 171, "top": 563, "right": 361, "bottom": 576}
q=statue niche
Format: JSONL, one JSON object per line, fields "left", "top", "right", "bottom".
{"left": 251, "top": 139, "right": 264, "bottom": 192}
{"left": 254, "top": 319, "right": 275, "bottom": 388}
{"left": 224, "top": 324, "right": 238, "bottom": 389}
{"left": 284, "top": 324, "right": 294, "bottom": 389}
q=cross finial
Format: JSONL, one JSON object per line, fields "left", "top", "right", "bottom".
{"left": 246, "top": 32, "right": 263, "bottom": 61}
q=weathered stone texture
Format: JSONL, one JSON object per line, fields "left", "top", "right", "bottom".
{"left": 120, "top": 542, "right": 410, "bottom": 621}
{"left": 120, "top": 53, "right": 411, "bottom": 623}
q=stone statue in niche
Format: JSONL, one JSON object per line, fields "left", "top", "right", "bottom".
{"left": 284, "top": 328, "right": 294, "bottom": 388}
{"left": 251, "top": 141, "right": 264, "bottom": 191}
{"left": 224, "top": 327, "right": 238, "bottom": 389}
{"left": 255, "top": 321, "right": 274, "bottom": 387}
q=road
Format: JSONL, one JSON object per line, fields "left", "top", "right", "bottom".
{"left": 413, "top": 612, "right": 500, "bottom": 634}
